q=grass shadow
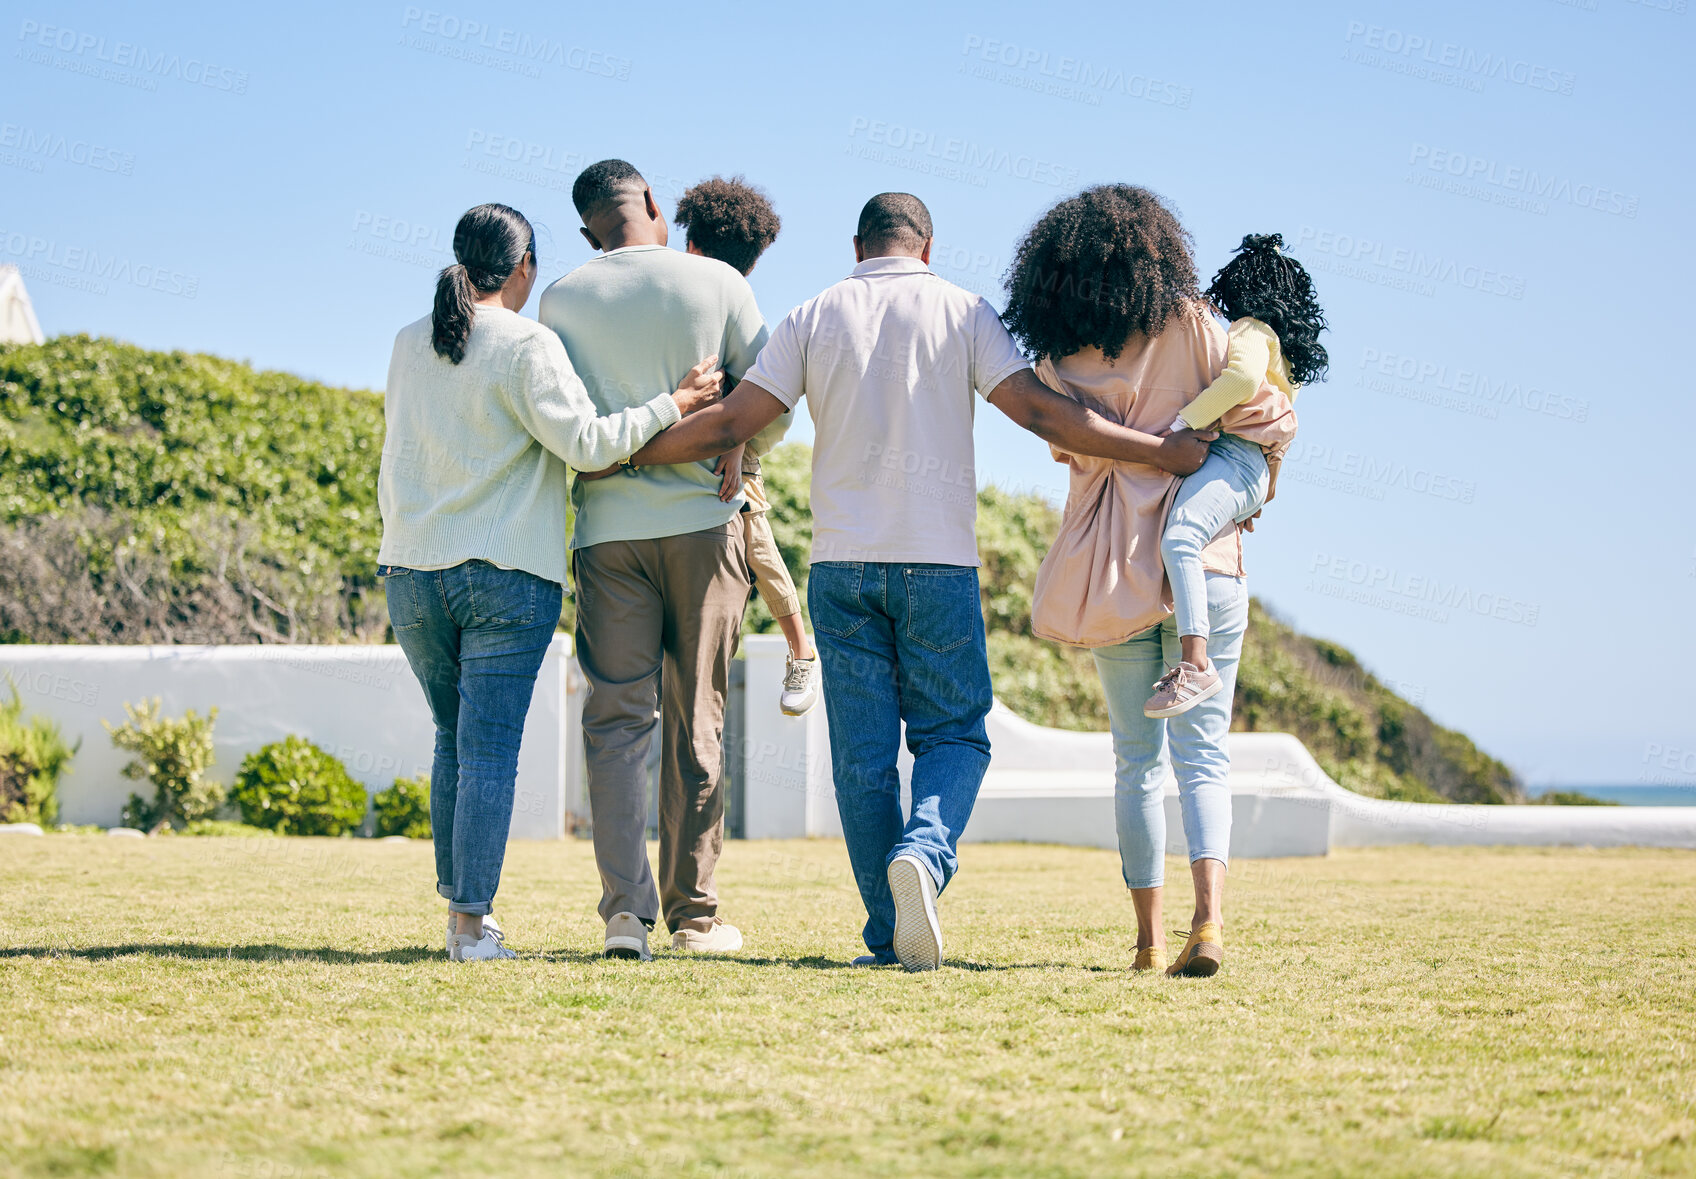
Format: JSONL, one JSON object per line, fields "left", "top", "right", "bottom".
{"left": 2, "top": 945, "right": 1126, "bottom": 972}
{"left": 0, "top": 943, "right": 442, "bottom": 964}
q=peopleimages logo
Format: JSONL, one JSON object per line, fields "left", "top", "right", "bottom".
{"left": 1408, "top": 144, "right": 1639, "bottom": 219}
{"left": 15, "top": 19, "right": 250, "bottom": 94}
{"left": 1293, "top": 226, "right": 1527, "bottom": 300}
{"left": 846, "top": 117, "right": 1079, "bottom": 188}
{"left": 0, "top": 231, "right": 199, "bottom": 298}
{"left": 1358, "top": 348, "right": 1590, "bottom": 423}
{"left": 1284, "top": 441, "right": 1476, "bottom": 505}
{"left": 958, "top": 34, "right": 1193, "bottom": 109}
{"left": 1308, "top": 553, "right": 1540, "bottom": 627}
{"left": 1342, "top": 21, "right": 1576, "bottom": 95}
{"left": 0, "top": 123, "right": 135, "bottom": 175}
{"left": 398, "top": 8, "right": 631, "bottom": 80}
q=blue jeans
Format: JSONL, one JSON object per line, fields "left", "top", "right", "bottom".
{"left": 381, "top": 560, "right": 563, "bottom": 916}
{"left": 808, "top": 562, "right": 993, "bottom": 963}
{"left": 1161, "top": 434, "right": 1268, "bottom": 640}
{"left": 1091, "top": 572, "right": 1248, "bottom": 889}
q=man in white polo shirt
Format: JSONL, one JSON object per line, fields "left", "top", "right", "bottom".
{"left": 621, "top": 193, "right": 1215, "bottom": 971}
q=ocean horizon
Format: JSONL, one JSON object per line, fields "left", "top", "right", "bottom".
{"left": 1525, "top": 785, "right": 1696, "bottom": 807}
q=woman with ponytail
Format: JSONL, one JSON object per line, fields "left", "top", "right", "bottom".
{"left": 377, "top": 202, "right": 724, "bottom": 961}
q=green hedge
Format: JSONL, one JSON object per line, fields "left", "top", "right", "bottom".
{"left": 2, "top": 335, "right": 1521, "bottom": 803}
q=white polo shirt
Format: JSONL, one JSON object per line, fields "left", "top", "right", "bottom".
{"left": 743, "top": 255, "right": 1029, "bottom": 567}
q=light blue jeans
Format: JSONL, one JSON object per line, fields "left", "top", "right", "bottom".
{"left": 1161, "top": 434, "right": 1268, "bottom": 640}
{"left": 381, "top": 560, "right": 563, "bottom": 916}
{"left": 1091, "top": 572, "right": 1249, "bottom": 889}
{"left": 808, "top": 562, "right": 994, "bottom": 964}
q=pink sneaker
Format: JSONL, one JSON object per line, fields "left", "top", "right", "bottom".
{"left": 1143, "top": 661, "right": 1224, "bottom": 718}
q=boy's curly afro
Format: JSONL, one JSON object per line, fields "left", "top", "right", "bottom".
{"left": 673, "top": 175, "right": 781, "bottom": 276}
{"left": 1000, "top": 184, "right": 1199, "bottom": 363}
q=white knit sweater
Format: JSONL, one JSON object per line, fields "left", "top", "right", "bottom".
{"left": 377, "top": 305, "right": 680, "bottom": 584}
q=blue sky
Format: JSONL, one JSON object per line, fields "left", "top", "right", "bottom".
{"left": 4, "top": 0, "right": 1692, "bottom": 786}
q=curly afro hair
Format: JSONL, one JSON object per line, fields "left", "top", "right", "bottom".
{"left": 1204, "top": 233, "right": 1329, "bottom": 386}
{"left": 1000, "top": 184, "right": 1199, "bottom": 363}
{"left": 673, "top": 175, "right": 781, "bottom": 276}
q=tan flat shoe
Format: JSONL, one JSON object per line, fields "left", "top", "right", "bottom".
{"left": 1165, "top": 921, "right": 1223, "bottom": 978}
{"left": 1133, "top": 945, "right": 1168, "bottom": 973}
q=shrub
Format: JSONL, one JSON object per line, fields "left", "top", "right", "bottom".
{"left": 0, "top": 334, "right": 385, "bottom": 645}
{"left": 1533, "top": 790, "right": 1617, "bottom": 807}
{"left": 373, "top": 774, "right": 431, "bottom": 839}
{"left": 0, "top": 687, "right": 78, "bottom": 825}
{"left": 229, "top": 736, "right": 367, "bottom": 836}
{"left": 106, "top": 699, "right": 223, "bottom": 832}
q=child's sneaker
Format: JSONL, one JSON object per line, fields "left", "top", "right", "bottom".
{"left": 780, "top": 655, "right": 819, "bottom": 716}
{"left": 1142, "top": 661, "right": 1224, "bottom": 718}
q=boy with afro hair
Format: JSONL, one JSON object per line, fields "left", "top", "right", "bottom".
{"left": 674, "top": 176, "right": 817, "bottom": 717}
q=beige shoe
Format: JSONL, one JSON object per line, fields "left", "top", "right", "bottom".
{"left": 604, "top": 912, "right": 652, "bottom": 961}
{"left": 670, "top": 918, "right": 743, "bottom": 954}
{"left": 1132, "top": 945, "right": 1168, "bottom": 973}
{"left": 1165, "top": 922, "right": 1224, "bottom": 978}
{"left": 1143, "top": 661, "right": 1224, "bottom": 718}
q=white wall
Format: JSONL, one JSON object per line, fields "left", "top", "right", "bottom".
{"left": 2, "top": 640, "right": 571, "bottom": 839}
{"left": 7, "top": 637, "right": 1693, "bottom": 852}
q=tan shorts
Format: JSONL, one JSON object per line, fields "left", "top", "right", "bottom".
{"left": 742, "top": 506, "right": 800, "bottom": 620}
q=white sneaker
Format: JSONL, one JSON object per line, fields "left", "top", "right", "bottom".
{"left": 445, "top": 910, "right": 501, "bottom": 953}
{"left": 604, "top": 912, "right": 652, "bottom": 961}
{"left": 780, "top": 655, "right": 819, "bottom": 716}
{"left": 887, "top": 854, "right": 942, "bottom": 972}
{"left": 448, "top": 921, "right": 514, "bottom": 962}
{"left": 670, "top": 918, "right": 743, "bottom": 953}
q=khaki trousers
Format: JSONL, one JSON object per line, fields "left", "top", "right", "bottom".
{"left": 742, "top": 503, "right": 801, "bottom": 620}
{"left": 574, "top": 520, "right": 749, "bottom": 934}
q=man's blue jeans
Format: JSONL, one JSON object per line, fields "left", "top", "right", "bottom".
{"left": 808, "top": 562, "right": 993, "bottom": 962}
{"left": 381, "top": 560, "right": 562, "bottom": 916}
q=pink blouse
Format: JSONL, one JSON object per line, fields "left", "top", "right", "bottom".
{"left": 1030, "top": 304, "right": 1298, "bottom": 648}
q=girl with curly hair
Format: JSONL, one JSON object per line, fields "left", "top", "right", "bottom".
{"left": 1004, "top": 185, "right": 1298, "bottom": 979}
{"left": 1145, "top": 233, "right": 1327, "bottom": 721}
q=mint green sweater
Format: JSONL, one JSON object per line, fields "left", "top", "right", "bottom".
{"left": 539, "top": 244, "right": 789, "bottom": 549}
{"left": 377, "top": 304, "right": 680, "bottom": 585}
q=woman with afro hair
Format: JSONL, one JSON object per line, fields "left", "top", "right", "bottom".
{"left": 1003, "top": 185, "right": 1299, "bottom": 980}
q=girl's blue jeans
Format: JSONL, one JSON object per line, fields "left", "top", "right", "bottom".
{"left": 1161, "top": 434, "right": 1268, "bottom": 641}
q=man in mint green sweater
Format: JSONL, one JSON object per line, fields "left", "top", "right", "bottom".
{"left": 539, "top": 159, "right": 788, "bottom": 961}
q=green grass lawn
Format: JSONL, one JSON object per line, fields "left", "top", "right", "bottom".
{"left": 1, "top": 837, "right": 1692, "bottom": 1178}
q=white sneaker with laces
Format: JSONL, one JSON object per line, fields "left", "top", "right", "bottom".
{"left": 448, "top": 920, "right": 514, "bottom": 962}
{"left": 604, "top": 912, "right": 652, "bottom": 961}
{"left": 446, "top": 910, "right": 500, "bottom": 953}
{"left": 670, "top": 918, "right": 743, "bottom": 953}
{"left": 780, "top": 655, "right": 819, "bottom": 717}
{"left": 887, "top": 854, "right": 943, "bottom": 972}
